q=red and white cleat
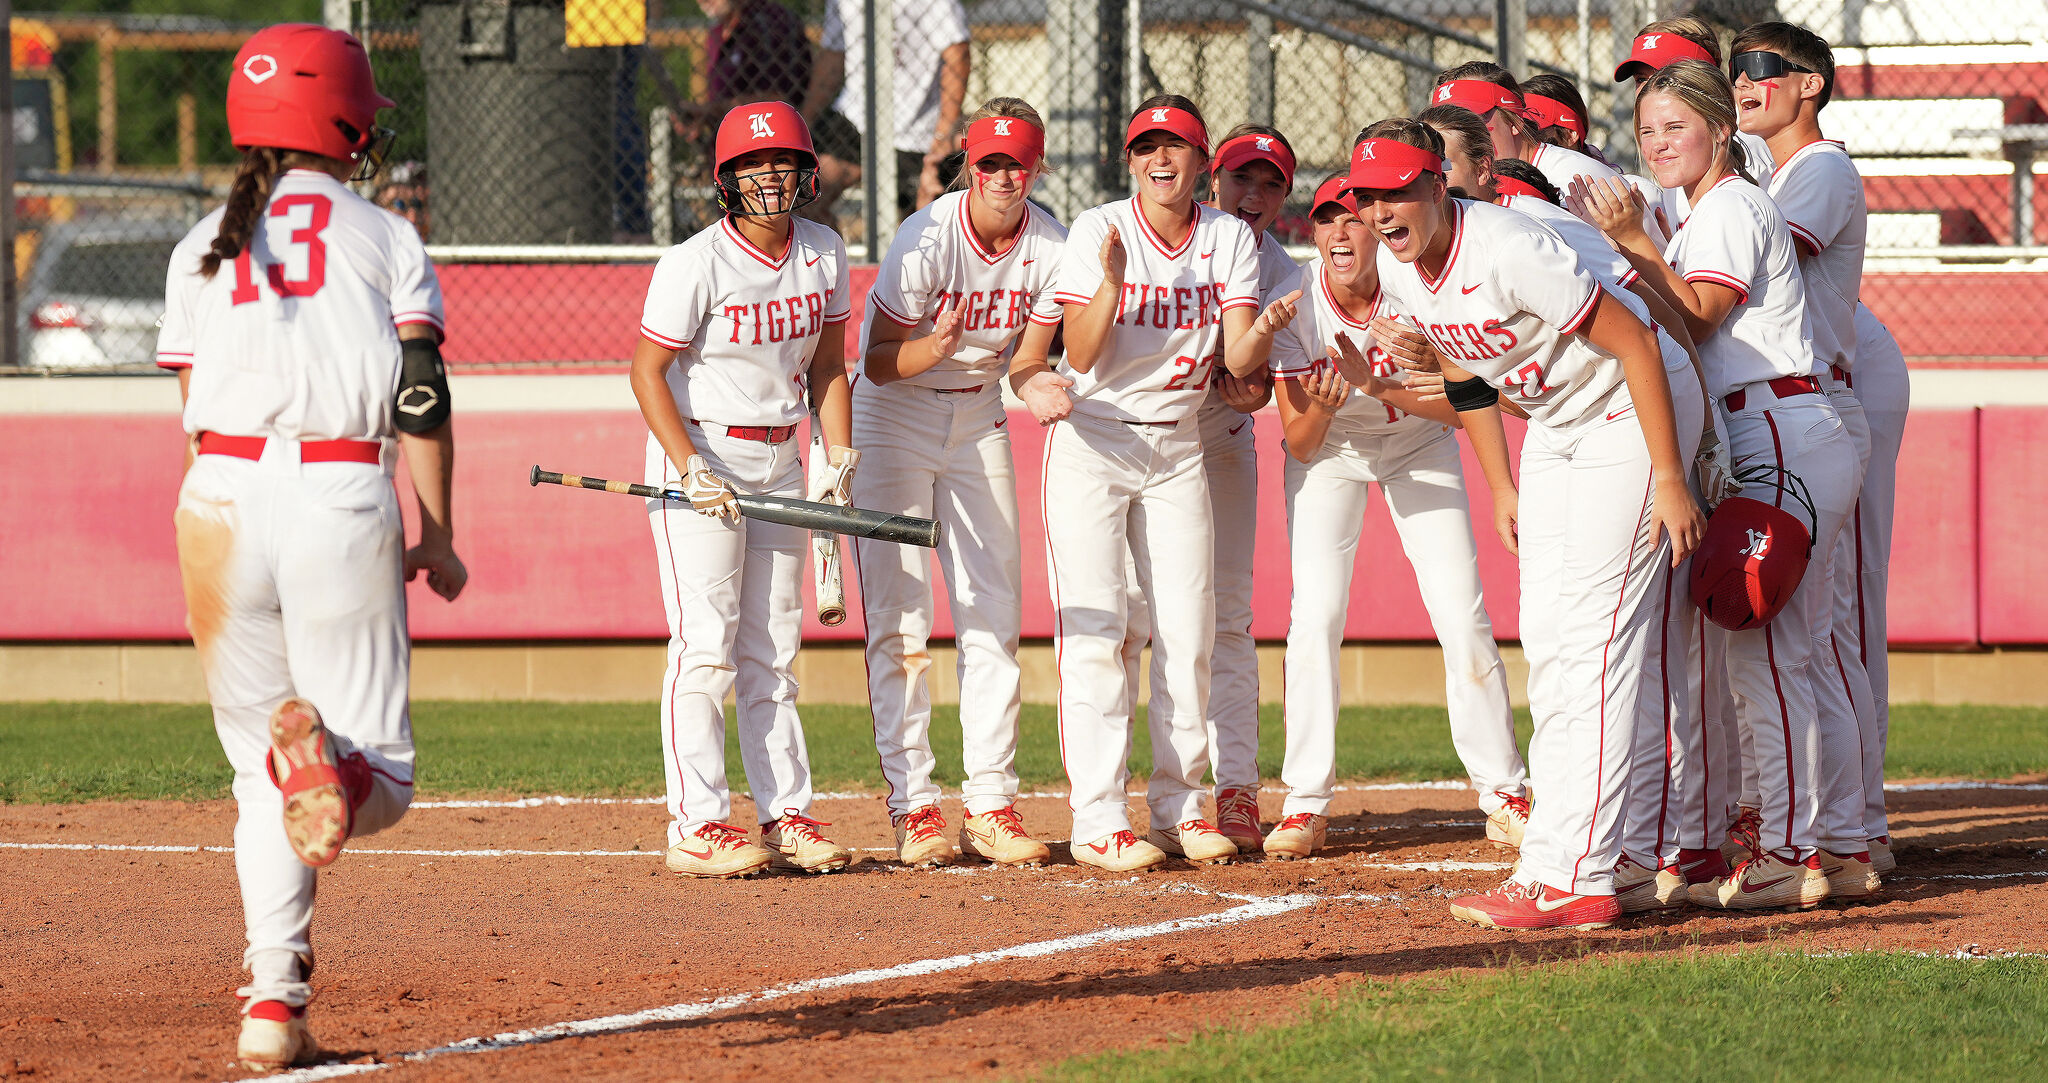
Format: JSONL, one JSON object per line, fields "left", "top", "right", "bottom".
{"left": 1450, "top": 879, "right": 1622, "bottom": 931}
{"left": 267, "top": 698, "right": 350, "bottom": 868}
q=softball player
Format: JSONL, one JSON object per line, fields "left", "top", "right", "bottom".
{"left": 1429, "top": 64, "right": 1621, "bottom": 199}
{"left": 1047, "top": 96, "right": 1266, "bottom": 871}
{"left": 1733, "top": 21, "right": 1881, "bottom": 899}
{"left": 853, "top": 98, "right": 1066, "bottom": 869}
{"left": 1349, "top": 120, "right": 1704, "bottom": 931}
{"left": 1236, "top": 175, "right": 1521, "bottom": 860}
{"left": 632, "top": 100, "right": 856, "bottom": 879}
{"left": 1851, "top": 301, "right": 1909, "bottom": 871}
{"left": 160, "top": 25, "right": 464, "bottom": 1070}
{"left": 1572, "top": 60, "right": 1863, "bottom": 910}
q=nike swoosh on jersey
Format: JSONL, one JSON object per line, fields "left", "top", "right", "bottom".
{"left": 1198, "top": 251, "right": 1215, "bottom": 259}
{"left": 1606, "top": 406, "right": 1636, "bottom": 420}
{"left": 805, "top": 254, "right": 822, "bottom": 267}
{"left": 1022, "top": 258, "right": 1036, "bottom": 265}
{"left": 1460, "top": 282, "right": 1483, "bottom": 294}
{"left": 1228, "top": 421, "right": 1248, "bottom": 436}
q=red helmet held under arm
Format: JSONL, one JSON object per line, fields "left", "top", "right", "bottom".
{"left": 228, "top": 24, "right": 393, "bottom": 165}
{"left": 1688, "top": 466, "right": 1818, "bottom": 631}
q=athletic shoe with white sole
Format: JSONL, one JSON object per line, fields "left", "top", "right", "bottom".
{"left": 1215, "top": 787, "right": 1264, "bottom": 853}
{"left": 1072, "top": 830, "right": 1168, "bottom": 872}
{"left": 1263, "top": 812, "right": 1327, "bottom": 860}
{"left": 1148, "top": 818, "right": 1239, "bottom": 865}
{"left": 763, "top": 811, "right": 853, "bottom": 873}
{"left": 1818, "top": 849, "right": 1882, "bottom": 902}
{"left": 1613, "top": 854, "right": 1689, "bottom": 912}
{"left": 666, "top": 821, "right": 772, "bottom": 878}
{"left": 1688, "top": 850, "right": 1830, "bottom": 911}
{"left": 268, "top": 698, "right": 350, "bottom": 868}
{"left": 238, "top": 1001, "right": 318, "bottom": 1071}
{"left": 1450, "top": 879, "right": 1621, "bottom": 931}
{"left": 1867, "top": 835, "right": 1895, "bottom": 875}
{"left": 958, "top": 805, "right": 1050, "bottom": 866}
{"left": 1485, "top": 791, "right": 1530, "bottom": 849}
{"left": 893, "top": 805, "right": 953, "bottom": 867}
{"left": 1719, "top": 806, "right": 1763, "bottom": 867}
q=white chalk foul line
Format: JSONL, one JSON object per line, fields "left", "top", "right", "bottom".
{"left": 242, "top": 891, "right": 1318, "bottom": 1083}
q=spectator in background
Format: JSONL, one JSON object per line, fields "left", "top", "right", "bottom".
{"left": 702, "top": 0, "right": 810, "bottom": 111}
{"left": 803, "top": 0, "right": 971, "bottom": 219}
{"left": 375, "top": 161, "right": 429, "bottom": 241}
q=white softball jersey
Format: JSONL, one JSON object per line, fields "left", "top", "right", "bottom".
{"left": 158, "top": 169, "right": 443, "bottom": 443}
{"left": 1255, "top": 229, "right": 1299, "bottom": 298}
{"left": 1501, "top": 193, "right": 1640, "bottom": 292}
{"left": 639, "top": 217, "right": 852, "bottom": 427}
{"left": 1662, "top": 175, "right": 1820, "bottom": 400}
{"left": 861, "top": 190, "right": 1066, "bottom": 388}
{"left": 1768, "top": 140, "right": 1864, "bottom": 371}
{"left": 1373, "top": 199, "right": 1625, "bottom": 432}
{"left": 1052, "top": 198, "right": 1263, "bottom": 422}
{"left": 1529, "top": 141, "right": 1621, "bottom": 194}
{"left": 1266, "top": 259, "right": 1432, "bottom": 441}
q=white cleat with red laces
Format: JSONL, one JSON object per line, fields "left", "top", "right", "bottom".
{"left": 1263, "top": 812, "right": 1328, "bottom": 860}
{"left": 1072, "top": 830, "right": 1168, "bottom": 872}
{"left": 958, "top": 805, "right": 1050, "bottom": 866}
{"left": 1485, "top": 790, "right": 1530, "bottom": 849}
{"left": 763, "top": 810, "right": 853, "bottom": 873}
{"left": 666, "top": 821, "right": 773, "bottom": 878}
{"left": 893, "top": 805, "right": 953, "bottom": 867}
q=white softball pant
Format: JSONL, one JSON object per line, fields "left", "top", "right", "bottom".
{"left": 1722, "top": 394, "right": 1863, "bottom": 859}
{"left": 646, "top": 428, "right": 814, "bottom": 844}
{"left": 175, "top": 447, "right": 416, "bottom": 1008}
{"left": 1277, "top": 424, "right": 1521, "bottom": 818}
{"left": 1043, "top": 411, "right": 1216, "bottom": 845}
{"left": 1617, "top": 366, "right": 1710, "bottom": 867}
{"left": 850, "top": 380, "right": 1024, "bottom": 820}
{"left": 1514, "top": 390, "right": 1700, "bottom": 896}
{"left": 1850, "top": 321, "right": 1910, "bottom": 840}
{"left": 1819, "top": 386, "right": 1874, "bottom": 847}
{"left": 1118, "top": 399, "right": 1262, "bottom": 795}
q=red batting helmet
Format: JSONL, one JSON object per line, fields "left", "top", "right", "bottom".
{"left": 1689, "top": 466, "right": 1818, "bottom": 631}
{"left": 713, "top": 101, "right": 820, "bottom": 217}
{"left": 227, "top": 24, "right": 393, "bottom": 166}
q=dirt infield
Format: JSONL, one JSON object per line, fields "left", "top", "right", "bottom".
{"left": 4, "top": 780, "right": 2044, "bottom": 1082}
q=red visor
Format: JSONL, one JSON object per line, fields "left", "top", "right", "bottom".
{"left": 1431, "top": 79, "right": 1528, "bottom": 118}
{"left": 1615, "top": 32, "right": 1713, "bottom": 81}
{"left": 1125, "top": 105, "right": 1210, "bottom": 156}
{"left": 1310, "top": 174, "right": 1359, "bottom": 216}
{"left": 1522, "top": 94, "right": 1586, "bottom": 137}
{"left": 1494, "top": 176, "right": 1547, "bottom": 202}
{"left": 1346, "top": 139, "right": 1446, "bottom": 192}
{"left": 1213, "top": 132, "right": 1296, "bottom": 187}
{"left": 962, "top": 115, "right": 1044, "bottom": 169}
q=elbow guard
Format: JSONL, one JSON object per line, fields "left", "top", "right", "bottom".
{"left": 1445, "top": 375, "right": 1500, "bottom": 413}
{"left": 394, "top": 337, "right": 452, "bottom": 434}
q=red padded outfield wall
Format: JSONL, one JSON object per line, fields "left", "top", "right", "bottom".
{"left": 0, "top": 406, "right": 2005, "bottom": 646}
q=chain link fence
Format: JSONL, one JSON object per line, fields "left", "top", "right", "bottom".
{"left": 10, "top": 1, "right": 2048, "bottom": 371}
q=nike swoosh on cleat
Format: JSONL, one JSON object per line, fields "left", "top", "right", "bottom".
{"left": 1086, "top": 840, "right": 1113, "bottom": 854}
{"left": 675, "top": 846, "right": 715, "bottom": 861}
{"left": 1740, "top": 874, "right": 1795, "bottom": 894}
{"left": 1531, "top": 893, "right": 1588, "bottom": 913}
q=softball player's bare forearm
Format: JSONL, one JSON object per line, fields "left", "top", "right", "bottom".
{"left": 1060, "top": 291, "right": 1119, "bottom": 373}
{"left": 808, "top": 321, "right": 852, "bottom": 448}
{"left": 1217, "top": 305, "right": 1262, "bottom": 376}
{"left": 629, "top": 338, "right": 702, "bottom": 476}
{"left": 1275, "top": 378, "right": 1339, "bottom": 463}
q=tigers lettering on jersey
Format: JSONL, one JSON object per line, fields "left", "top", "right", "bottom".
{"left": 925, "top": 287, "right": 1039, "bottom": 333}
{"left": 722, "top": 295, "right": 829, "bottom": 344}
{"left": 1420, "top": 319, "right": 1520, "bottom": 362}
{"left": 1114, "top": 282, "right": 1227, "bottom": 330}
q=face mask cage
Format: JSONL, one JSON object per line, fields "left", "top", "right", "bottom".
{"left": 716, "top": 162, "right": 822, "bottom": 219}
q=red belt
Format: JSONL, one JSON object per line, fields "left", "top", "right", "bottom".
{"left": 1828, "top": 363, "right": 1853, "bottom": 388}
{"left": 688, "top": 419, "right": 797, "bottom": 443}
{"left": 1723, "top": 375, "right": 1820, "bottom": 413}
{"left": 934, "top": 384, "right": 985, "bottom": 395}
{"left": 198, "top": 432, "right": 381, "bottom": 464}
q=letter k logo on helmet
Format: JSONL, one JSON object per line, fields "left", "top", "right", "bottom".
{"left": 749, "top": 112, "right": 775, "bottom": 139}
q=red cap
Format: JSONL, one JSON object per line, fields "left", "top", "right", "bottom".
{"left": 713, "top": 100, "right": 816, "bottom": 175}
{"left": 227, "top": 24, "right": 393, "bottom": 161}
{"left": 1310, "top": 174, "right": 1359, "bottom": 216}
{"left": 1493, "top": 176, "right": 1547, "bottom": 202}
{"left": 1430, "top": 79, "right": 1527, "bottom": 118}
{"left": 1213, "top": 132, "right": 1296, "bottom": 187}
{"left": 1125, "top": 105, "right": 1210, "bottom": 156}
{"left": 1614, "top": 32, "right": 1714, "bottom": 81}
{"left": 1345, "top": 138, "right": 1446, "bottom": 192}
{"left": 1522, "top": 94, "right": 1586, "bottom": 137}
{"left": 962, "top": 115, "right": 1044, "bottom": 170}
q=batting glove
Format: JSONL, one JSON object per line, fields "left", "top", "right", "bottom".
{"left": 1695, "top": 424, "right": 1741, "bottom": 509}
{"left": 683, "top": 455, "right": 739, "bottom": 521}
{"left": 809, "top": 445, "right": 860, "bottom": 506}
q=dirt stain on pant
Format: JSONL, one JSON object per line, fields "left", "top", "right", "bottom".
{"left": 174, "top": 499, "right": 236, "bottom": 662}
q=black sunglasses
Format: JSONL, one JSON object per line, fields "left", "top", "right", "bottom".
{"left": 1730, "top": 51, "right": 1814, "bottom": 81}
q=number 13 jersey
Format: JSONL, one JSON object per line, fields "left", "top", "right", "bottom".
{"left": 159, "top": 169, "right": 444, "bottom": 442}
{"left": 1052, "top": 197, "right": 1262, "bottom": 423}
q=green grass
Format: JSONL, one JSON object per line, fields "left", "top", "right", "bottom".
{"left": 1038, "top": 951, "right": 2048, "bottom": 1081}
{"left": 1, "top": 702, "right": 2043, "bottom": 804}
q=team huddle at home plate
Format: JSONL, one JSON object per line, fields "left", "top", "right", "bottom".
{"left": 167, "top": 14, "right": 1907, "bottom": 1071}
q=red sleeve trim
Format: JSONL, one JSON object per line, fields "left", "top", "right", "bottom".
{"left": 1220, "top": 297, "right": 1260, "bottom": 312}
{"left": 1683, "top": 269, "right": 1751, "bottom": 304}
{"left": 395, "top": 318, "right": 446, "bottom": 343}
{"left": 392, "top": 310, "right": 444, "bottom": 327}
{"left": 1786, "top": 220, "right": 1824, "bottom": 254}
{"left": 1618, "top": 267, "right": 1641, "bottom": 288}
{"left": 1052, "top": 292, "right": 1094, "bottom": 306}
{"left": 1560, "top": 287, "right": 1601, "bottom": 335}
{"left": 871, "top": 296, "right": 919, "bottom": 327}
{"left": 822, "top": 311, "right": 851, "bottom": 325}
{"left": 1028, "top": 312, "right": 1064, "bottom": 326}
{"left": 639, "top": 324, "right": 689, "bottom": 350}
{"left": 156, "top": 357, "right": 193, "bottom": 370}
